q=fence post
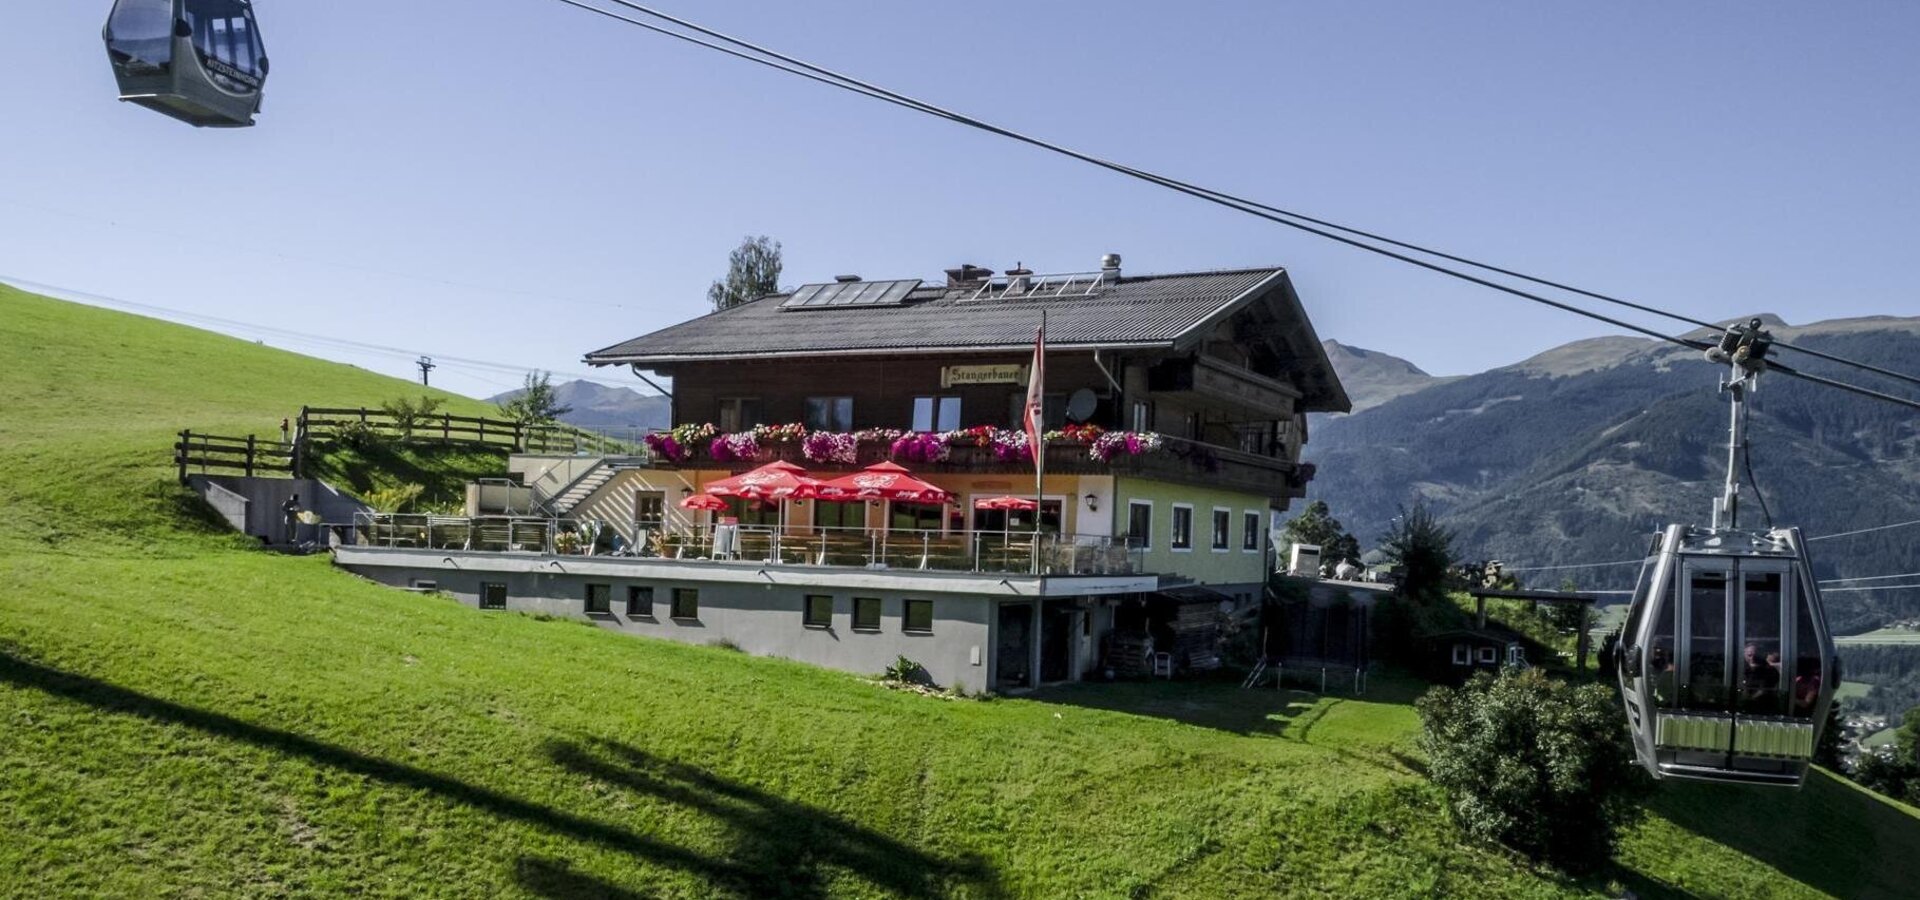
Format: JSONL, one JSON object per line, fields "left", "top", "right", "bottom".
{"left": 442, "top": 413, "right": 451, "bottom": 443}
{"left": 244, "top": 434, "right": 256, "bottom": 478}
{"left": 479, "top": 418, "right": 487, "bottom": 445}
{"left": 177, "top": 430, "right": 190, "bottom": 484}
{"left": 359, "top": 407, "right": 368, "bottom": 425}
{"left": 293, "top": 407, "right": 309, "bottom": 478}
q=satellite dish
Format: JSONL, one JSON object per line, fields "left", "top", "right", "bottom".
{"left": 1066, "top": 388, "right": 1098, "bottom": 423}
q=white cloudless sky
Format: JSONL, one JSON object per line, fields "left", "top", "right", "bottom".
{"left": 3, "top": 1, "right": 1916, "bottom": 398}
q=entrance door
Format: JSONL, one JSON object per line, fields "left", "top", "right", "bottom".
{"left": 634, "top": 491, "right": 665, "bottom": 550}
{"left": 1040, "top": 602, "right": 1075, "bottom": 682}
{"left": 996, "top": 603, "right": 1033, "bottom": 689}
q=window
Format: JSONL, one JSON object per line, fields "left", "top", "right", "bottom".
{"left": 854, "top": 597, "right": 882, "bottom": 631}
{"left": 1126, "top": 501, "right": 1153, "bottom": 550}
{"left": 671, "top": 588, "right": 700, "bottom": 620}
{"left": 815, "top": 500, "right": 863, "bottom": 530}
{"left": 718, "top": 397, "right": 763, "bottom": 433}
{"left": 1006, "top": 392, "right": 1068, "bottom": 430}
{"left": 805, "top": 396, "right": 854, "bottom": 432}
{"left": 480, "top": 582, "right": 507, "bottom": 610}
{"left": 1477, "top": 647, "right": 1497, "bottom": 665}
{"left": 1211, "top": 508, "right": 1231, "bottom": 551}
{"left": 585, "top": 584, "right": 611, "bottom": 615}
{"left": 1452, "top": 644, "right": 1470, "bottom": 666}
{"left": 1170, "top": 505, "right": 1193, "bottom": 551}
{"left": 410, "top": 579, "right": 438, "bottom": 592}
{"left": 912, "top": 396, "right": 962, "bottom": 432}
{"left": 1130, "top": 401, "right": 1152, "bottom": 432}
{"left": 903, "top": 599, "right": 934, "bottom": 633}
{"left": 892, "top": 503, "right": 943, "bottom": 532}
{"left": 1243, "top": 512, "right": 1262, "bottom": 551}
{"left": 804, "top": 594, "right": 834, "bottom": 628}
{"left": 626, "top": 586, "right": 654, "bottom": 617}
{"left": 1183, "top": 412, "right": 1200, "bottom": 439}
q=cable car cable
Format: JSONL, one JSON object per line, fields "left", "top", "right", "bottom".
{"left": 1824, "top": 584, "right": 1920, "bottom": 593}
{"left": 1808, "top": 518, "right": 1920, "bottom": 542}
{"left": 551, "top": 1, "right": 1728, "bottom": 358}
{"left": 1821, "top": 572, "right": 1920, "bottom": 585}
{"left": 1767, "top": 362, "right": 1920, "bottom": 414}
{"left": 551, "top": 0, "right": 1920, "bottom": 393}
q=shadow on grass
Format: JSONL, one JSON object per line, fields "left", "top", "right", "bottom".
{"left": 545, "top": 738, "right": 999, "bottom": 899}
{"left": 1630, "top": 768, "right": 1920, "bottom": 899}
{"left": 1026, "top": 676, "right": 1322, "bottom": 736}
{"left": 1027, "top": 669, "right": 1432, "bottom": 739}
{"left": 0, "top": 651, "right": 999, "bottom": 899}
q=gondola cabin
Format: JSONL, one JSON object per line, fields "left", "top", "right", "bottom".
{"left": 1616, "top": 524, "right": 1840, "bottom": 786}
{"left": 103, "top": 0, "right": 267, "bottom": 127}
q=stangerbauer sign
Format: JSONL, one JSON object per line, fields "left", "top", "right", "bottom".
{"left": 941, "top": 364, "right": 1029, "bottom": 389}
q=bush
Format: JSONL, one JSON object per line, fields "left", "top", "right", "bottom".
{"left": 364, "top": 482, "right": 425, "bottom": 513}
{"left": 881, "top": 655, "right": 929, "bottom": 686}
{"left": 1416, "top": 669, "right": 1649, "bottom": 874}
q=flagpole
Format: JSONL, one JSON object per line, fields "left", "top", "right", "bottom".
{"left": 1032, "top": 312, "right": 1046, "bottom": 575}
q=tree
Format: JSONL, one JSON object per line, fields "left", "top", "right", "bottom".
{"left": 1380, "top": 501, "right": 1455, "bottom": 602}
{"left": 707, "top": 235, "right": 783, "bottom": 311}
{"left": 1417, "top": 669, "right": 1651, "bottom": 874}
{"left": 1280, "top": 500, "right": 1362, "bottom": 566}
{"left": 379, "top": 394, "right": 444, "bottom": 439}
{"left": 499, "top": 371, "right": 573, "bottom": 427}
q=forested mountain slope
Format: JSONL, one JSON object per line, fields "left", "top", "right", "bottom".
{"left": 1307, "top": 317, "right": 1920, "bottom": 633}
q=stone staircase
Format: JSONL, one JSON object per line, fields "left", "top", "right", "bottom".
{"left": 537, "top": 456, "right": 648, "bottom": 517}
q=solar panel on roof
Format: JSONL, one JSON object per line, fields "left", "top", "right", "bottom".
{"left": 780, "top": 279, "right": 923, "bottom": 310}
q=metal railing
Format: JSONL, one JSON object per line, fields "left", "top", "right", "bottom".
{"left": 349, "top": 513, "right": 1145, "bottom": 576}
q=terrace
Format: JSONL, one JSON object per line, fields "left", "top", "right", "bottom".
{"left": 350, "top": 513, "right": 1147, "bottom": 578}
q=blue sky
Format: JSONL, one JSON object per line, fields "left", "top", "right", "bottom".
{"left": 3, "top": 1, "right": 1916, "bottom": 399}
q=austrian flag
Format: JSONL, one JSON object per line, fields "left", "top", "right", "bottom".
{"left": 1022, "top": 319, "right": 1046, "bottom": 470}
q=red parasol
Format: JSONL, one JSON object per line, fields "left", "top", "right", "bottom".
{"left": 816, "top": 461, "right": 951, "bottom": 506}
{"left": 679, "top": 493, "right": 728, "bottom": 511}
{"left": 702, "top": 461, "right": 824, "bottom": 501}
{"left": 973, "top": 495, "right": 1039, "bottom": 511}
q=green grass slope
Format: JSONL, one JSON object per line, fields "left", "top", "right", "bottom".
{"left": 4, "top": 285, "right": 1920, "bottom": 898}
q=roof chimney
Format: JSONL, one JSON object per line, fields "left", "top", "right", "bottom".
{"left": 1004, "top": 263, "right": 1034, "bottom": 296}
{"left": 943, "top": 263, "right": 995, "bottom": 287}
{"left": 834, "top": 274, "right": 862, "bottom": 283}
{"left": 1100, "top": 253, "right": 1122, "bottom": 282}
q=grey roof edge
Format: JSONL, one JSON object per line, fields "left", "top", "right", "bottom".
{"left": 587, "top": 339, "right": 1178, "bottom": 367}
{"left": 1164, "top": 269, "right": 1351, "bottom": 414}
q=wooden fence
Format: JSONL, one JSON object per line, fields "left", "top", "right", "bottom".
{"left": 175, "top": 430, "right": 295, "bottom": 484}
{"left": 296, "top": 407, "right": 635, "bottom": 457}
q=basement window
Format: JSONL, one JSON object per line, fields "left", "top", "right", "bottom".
{"left": 903, "top": 599, "right": 934, "bottom": 634}
{"left": 627, "top": 586, "right": 655, "bottom": 618}
{"left": 804, "top": 594, "right": 834, "bottom": 628}
{"left": 480, "top": 582, "right": 508, "bottom": 611}
{"left": 585, "top": 584, "right": 612, "bottom": 615}
{"left": 854, "top": 597, "right": 882, "bottom": 632}
{"left": 671, "top": 588, "right": 700, "bottom": 620}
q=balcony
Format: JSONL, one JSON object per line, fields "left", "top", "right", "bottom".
{"left": 351, "top": 513, "right": 1147, "bottom": 577}
{"left": 648, "top": 434, "right": 1310, "bottom": 501}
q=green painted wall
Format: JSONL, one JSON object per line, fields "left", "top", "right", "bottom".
{"left": 1113, "top": 477, "right": 1270, "bottom": 588}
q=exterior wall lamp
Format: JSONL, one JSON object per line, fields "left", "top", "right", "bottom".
{"left": 1084, "top": 493, "right": 1099, "bottom": 512}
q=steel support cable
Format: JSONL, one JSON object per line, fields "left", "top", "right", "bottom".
{"left": 1824, "top": 584, "right": 1920, "bottom": 593}
{"left": 1810, "top": 519, "right": 1920, "bottom": 542}
{"left": 1822, "top": 572, "right": 1920, "bottom": 584}
{"left": 551, "top": 2, "right": 1920, "bottom": 417}
{"left": 1768, "top": 362, "right": 1920, "bottom": 413}
{"left": 561, "top": 0, "right": 1920, "bottom": 391}
{"left": 549, "top": 0, "right": 1716, "bottom": 355}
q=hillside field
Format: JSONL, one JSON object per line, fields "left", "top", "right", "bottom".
{"left": 5, "top": 285, "right": 1920, "bottom": 898}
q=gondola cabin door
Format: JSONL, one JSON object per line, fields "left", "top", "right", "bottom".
{"left": 1632, "top": 547, "right": 1823, "bottom": 784}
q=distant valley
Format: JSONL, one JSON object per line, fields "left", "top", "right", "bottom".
{"left": 1307, "top": 316, "right": 1920, "bottom": 633}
